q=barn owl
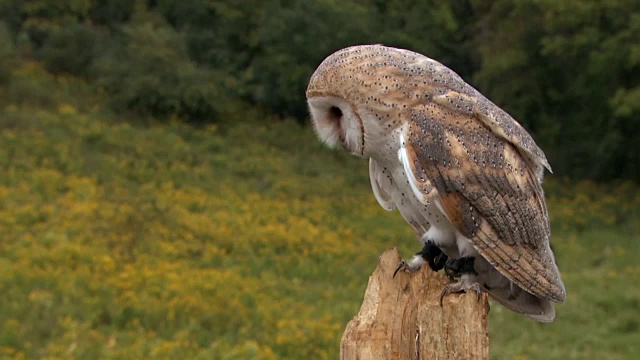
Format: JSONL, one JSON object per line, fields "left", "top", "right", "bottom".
{"left": 306, "top": 45, "right": 566, "bottom": 322}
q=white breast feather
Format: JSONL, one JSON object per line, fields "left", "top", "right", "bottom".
{"left": 369, "top": 158, "right": 396, "bottom": 211}
{"left": 398, "top": 133, "right": 431, "bottom": 205}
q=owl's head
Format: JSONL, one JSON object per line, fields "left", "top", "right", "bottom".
{"left": 307, "top": 45, "right": 408, "bottom": 156}
{"left": 306, "top": 45, "right": 432, "bottom": 158}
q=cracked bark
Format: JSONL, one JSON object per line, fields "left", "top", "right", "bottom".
{"left": 340, "top": 248, "right": 489, "bottom": 360}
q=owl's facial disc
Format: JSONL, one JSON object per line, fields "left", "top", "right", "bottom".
{"left": 308, "top": 96, "right": 364, "bottom": 156}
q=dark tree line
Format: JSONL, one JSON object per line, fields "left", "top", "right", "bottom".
{"left": 0, "top": 0, "right": 638, "bottom": 180}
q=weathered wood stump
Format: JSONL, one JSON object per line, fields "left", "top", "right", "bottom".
{"left": 341, "top": 248, "right": 489, "bottom": 360}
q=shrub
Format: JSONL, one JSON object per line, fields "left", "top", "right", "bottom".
{"left": 0, "top": 22, "right": 17, "bottom": 85}
{"left": 37, "top": 23, "right": 100, "bottom": 77}
{"left": 94, "top": 13, "right": 235, "bottom": 123}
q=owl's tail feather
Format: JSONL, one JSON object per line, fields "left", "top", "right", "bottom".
{"left": 485, "top": 282, "right": 556, "bottom": 323}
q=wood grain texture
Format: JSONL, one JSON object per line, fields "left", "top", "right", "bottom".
{"left": 341, "top": 248, "right": 489, "bottom": 360}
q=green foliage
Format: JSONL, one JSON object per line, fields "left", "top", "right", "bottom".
{"left": 0, "top": 59, "right": 99, "bottom": 113}
{"left": 0, "top": 67, "right": 639, "bottom": 359}
{"left": 471, "top": 0, "right": 640, "bottom": 180}
{"left": 94, "top": 12, "right": 236, "bottom": 123}
{"left": 1, "top": 3, "right": 638, "bottom": 358}
{"left": 0, "top": 22, "right": 17, "bottom": 84}
{"left": 1, "top": 0, "right": 639, "bottom": 179}
{"left": 37, "top": 23, "right": 99, "bottom": 77}
{"left": 89, "top": 0, "right": 134, "bottom": 27}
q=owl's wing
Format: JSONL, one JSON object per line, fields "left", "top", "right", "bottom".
{"left": 416, "top": 59, "right": 552, "bottom": 180}
{"left": 369, "top": 158, "right": 395, "bottom": 211}
{"left": 400, "top": 105, "right": 565, "bottom": 302}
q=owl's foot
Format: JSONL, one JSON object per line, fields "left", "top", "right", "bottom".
{"left": 393, "top": 240, "right": 448, "bottom": 278}
{"left": 440, "top": 273, "right": 482, "bottom": 305}
{"left": 393, "top": 259, "right": 420, "bottom": 278}
{"left": 444, "top": 256, "right": 477, "bottom": 279}
{"left": 440, "top": 257, "right": 481, "bottom": 305}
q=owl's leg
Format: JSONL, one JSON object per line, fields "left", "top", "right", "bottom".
{"left": 439, "top": 234, "right": 484, "bottom": 303}
{"left": 393, "top": 240, "right": 448, "bottom": 278}
{"left": 422, "top": 240, "right": 448, "bottom": 271}
{"left": 443, "top": 256, "right": 477, "bottom": 279}
{"left": 439, "top": 256, "right": 482, "bottom": 304}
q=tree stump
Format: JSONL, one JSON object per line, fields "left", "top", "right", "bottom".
{"left": 340, "top": 248, "right": 489, "bottom": 360}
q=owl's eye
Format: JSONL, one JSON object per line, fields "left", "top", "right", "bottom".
{"left": 328, "top": 106, "right": 343, "bottom": 124}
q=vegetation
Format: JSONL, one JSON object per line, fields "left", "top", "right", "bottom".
{"left": 1, "top": 60, "right": 639, "bottom": 359}
{"left": 1, "top": 0, "right": 639, "bottom": 179}
{"left": 0, "top": 0, "right": 638, "bottom": 359}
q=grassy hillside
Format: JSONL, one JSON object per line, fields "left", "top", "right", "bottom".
{"left": 1, "top": 64, "right": 639, "bottom": 359}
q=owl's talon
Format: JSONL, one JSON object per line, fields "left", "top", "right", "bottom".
{"left": 395, "top": 241, "right": 448, "bottom": 278}
{"left": 440, "top": 274, "right": 482, "bottom": 306}
{"left": 393, "top": 260, "right": 409, "bottom": 278}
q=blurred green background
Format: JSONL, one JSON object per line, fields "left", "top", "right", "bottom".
{"left": 0, "top": 0, "right": 638, "bottom": 359}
